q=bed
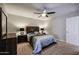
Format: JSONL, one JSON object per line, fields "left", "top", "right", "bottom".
{"left": 26, "top": 26, "right": 56, "bottom": 54}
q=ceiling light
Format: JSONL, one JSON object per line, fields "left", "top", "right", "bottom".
{"left": 42, "top": 13, "right": 46, "bottom": 17}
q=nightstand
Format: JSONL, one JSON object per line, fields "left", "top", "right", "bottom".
{"left": 17, "top": 35, "right": 27, "bottom": 43}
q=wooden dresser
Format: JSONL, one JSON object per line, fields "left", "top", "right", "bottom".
{"left": 0, "top": 33, "right": 17, "bottom": 55}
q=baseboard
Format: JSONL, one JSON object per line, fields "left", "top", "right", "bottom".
{"left": 56, "top": 39, "right": 66, "bottom": 42}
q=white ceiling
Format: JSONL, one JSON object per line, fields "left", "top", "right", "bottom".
{"left": 4, "top": 3, "right": 79, "bottom": 20}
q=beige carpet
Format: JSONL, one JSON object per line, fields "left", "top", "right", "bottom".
{"left": 17, "top": 42, "right": 32, "bottom": 55}
{"left": 17, "top": 41, "right": 79, "bottom": 55}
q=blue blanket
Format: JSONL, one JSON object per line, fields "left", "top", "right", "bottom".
{"left": 32, "top": 35, "right": 55, "bottom": 54}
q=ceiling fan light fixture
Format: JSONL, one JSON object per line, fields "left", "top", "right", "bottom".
{"left": 34, "top": 8, "right": 56, "bottom": 17}
{"left": 42, "top": 13, "right": 46, "bottom": 17}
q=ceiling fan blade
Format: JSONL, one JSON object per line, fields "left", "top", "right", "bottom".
{"left": 34, "top": 12, "right": 42, "bottom": 14}
{"left": 47, "top": 12, "right": 56, "bottom": 14}
{"left": 46, "top": 15, "right": 48, "bottom": 17}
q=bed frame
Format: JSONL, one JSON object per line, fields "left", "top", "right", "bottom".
{"left": 26, "top": 26, "right": 39, "bottom": 47}
{"left": 26, "top": 26, "right": 39, "bottom": 33}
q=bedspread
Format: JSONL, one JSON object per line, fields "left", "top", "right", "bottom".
{"left": 32, "top": 35, "right": 55, "bottom": 54}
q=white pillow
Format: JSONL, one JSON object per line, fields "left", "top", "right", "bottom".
{"left": 34, "top": 31, "right": 38, "bottom": 35}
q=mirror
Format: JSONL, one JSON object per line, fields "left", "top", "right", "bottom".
{"left": 0, "top": 8, "right": 7, "bottom": 39}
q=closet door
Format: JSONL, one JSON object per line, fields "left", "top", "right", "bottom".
{"left": 66, "top": 16, "right": 79, "bottom": 46}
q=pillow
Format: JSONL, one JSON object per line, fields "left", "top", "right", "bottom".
{"left": 34, "top": 31, "right": 39, "bottom": 35}
{"left": 27, "top": 32, "right": 35, "bottom": 42}
{"left": 27, "top": 32, "right": 35, "bottom": 36}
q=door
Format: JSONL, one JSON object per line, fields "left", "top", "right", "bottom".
{"left": 66, "top": 16, "right": 79, "bottom": 46}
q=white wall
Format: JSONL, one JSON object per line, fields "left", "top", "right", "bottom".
{"left": 50, "top": 16, "right": 66, "bottom": 41}
{"left": 7, "top": 14, "right": 49, "bottom": 33}
{"left": 0, "top": 3, "right": 2, "bottom": 7}
{"left": 66, "top": 16, "right": 79, "bottom": 46}
{"left": 49, "top": 10, "right": 79, "bottom": 41}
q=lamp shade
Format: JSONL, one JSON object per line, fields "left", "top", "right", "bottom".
{"left": 20, "top": 28, "right": 24, "bottom": 31}
{"left": 41, "top": 28, "right": 44, "bottom": 30}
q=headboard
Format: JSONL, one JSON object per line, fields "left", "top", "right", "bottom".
{"left": 26, "top": 26, "right": 39, "bottom": 33}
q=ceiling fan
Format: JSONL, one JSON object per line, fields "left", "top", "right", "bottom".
{"left": 34, "top": 8, "right": 56, "bottom": 17}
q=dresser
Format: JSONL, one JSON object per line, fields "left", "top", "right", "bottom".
{"left": 0, "top": 33, "right": 17, "bottom": 55}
